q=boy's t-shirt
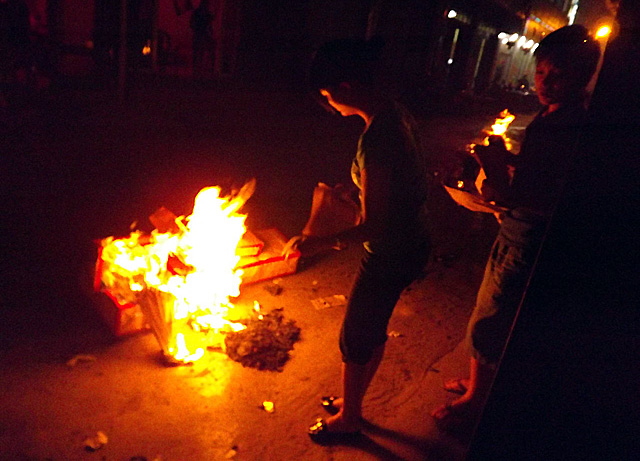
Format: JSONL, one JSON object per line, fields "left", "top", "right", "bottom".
{"left": 501, "top": 103, "right": 589, "bottom": 245}
{"left": 351, "top": 100, "right": 430, "bottom": 254}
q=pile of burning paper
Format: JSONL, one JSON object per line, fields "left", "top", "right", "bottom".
{"left": 93, "top": 180, "right": 300, "bottom": 363}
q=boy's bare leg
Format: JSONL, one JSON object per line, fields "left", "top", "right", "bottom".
{"left": 431, "top": 357, "right": 494, "bottom": 426}
{"left": 324, "top": 344, "right": 385, "bottom": 432}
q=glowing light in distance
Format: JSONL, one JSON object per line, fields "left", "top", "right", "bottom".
{"left": 596, "top": 25, "right": 611, "bottom": 39}
{"left": 448, "top": 10, "right": 457, "bottom": 19}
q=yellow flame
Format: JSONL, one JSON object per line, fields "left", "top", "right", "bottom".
{"left": 99, "top": 185, "right": 252, "bottom": 362}
{"left": 171, "top": 333, "right": 205, "bottom": 363}
{"left": 489, "top": 109, "right": 515, "bottom": 137}
{"left": 479, "top": 109, "right": 515, "bottom": 150}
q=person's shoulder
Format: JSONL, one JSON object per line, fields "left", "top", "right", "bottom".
{"left": 549, "top": 104, "right": 589, "bottom": 126}
{"left": 374, "top": 100, "right": 417, "bottom": 130}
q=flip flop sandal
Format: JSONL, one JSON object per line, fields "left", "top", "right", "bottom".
{"left": 321, "top": 396, "right": 341, "bottom": 415}
{"left": 308, "top": 418, "right": 361, "bottom": 445}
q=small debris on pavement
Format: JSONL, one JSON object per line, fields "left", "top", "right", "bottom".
{"left": 264, "top": 281, "right": 283, "bottom": 296}
{"left": 429, "top": 367, "right": 440, "bottom": 373}
{"left": 388, "top": 331, "right": 404, "bottom": 338}
{"left": 66, "top": 354, "right": 97, "bottom": 367}
{"left": 83, "top": 431, "right": 108, "bottom": 451}
{"left": 261, "top": 401, "right": 275, "bottom": 413}
{"left": 225, "top": 446, "right": 238, "bottom": 458}
{"left": 311, "top": 294, "right": 346, "bottom": 310}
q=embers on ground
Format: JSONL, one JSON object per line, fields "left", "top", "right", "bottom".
{"left": 224, "top": 308, "right": 301, "bottom": 371}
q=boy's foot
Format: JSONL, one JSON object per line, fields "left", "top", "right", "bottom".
{"left": 308, "top": 412, "right": 362, "bottom": 444}
{"left": 443, "top": 378, "right": 470, "bottom": 395}
{"left": 430, "top": 398, "right": 479, "bottom": 432}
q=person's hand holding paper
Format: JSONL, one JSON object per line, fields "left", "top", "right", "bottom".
{"left": 471, "top": 135, "right": 517, "bottom": 205}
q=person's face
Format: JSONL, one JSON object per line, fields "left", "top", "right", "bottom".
{"left": 319, "top": 85, "right": 359, "bottom": 117}
{"left": 534, "top": 59, "right": 584, "bottom": 107}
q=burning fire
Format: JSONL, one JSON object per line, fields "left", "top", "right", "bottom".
{"left": 482, "top": 109, "right": 515, "bottom": 149}
{"left": 469, "top": 109, "right": 516, "bottom": 193}
{"left": 98, "top": 181, "right": 256, "bottom": 363}
{"left": 467, "top": 108, "right": 516, "bottom": 154}
{"left": 488, "top": 109, "right": 515, "bottom": 137}
{"left": 142, "top": 40, "right": 151, "bottom": 56}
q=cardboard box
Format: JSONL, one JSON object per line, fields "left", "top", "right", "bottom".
{"left": 237, "top": 230, "right": 264, "bottom": 257}
{"left": 93, "top": 247, "right": 148, "bottom": 336}
{"left": 237, "top": 228, "right": 300, "bottom": 285}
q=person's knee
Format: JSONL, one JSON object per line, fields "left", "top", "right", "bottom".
{"left": 469, "top": 315, "right": 512, "bottom": 364}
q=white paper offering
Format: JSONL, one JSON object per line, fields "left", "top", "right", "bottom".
{"left": 443, "top": 185, "right": 508, "bottom": 214}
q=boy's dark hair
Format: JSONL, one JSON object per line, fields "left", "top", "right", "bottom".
{"left": 535, "top": 25, "right": 601, "bottom": 86}
{"left": 308, "top": 37, "right": 385, "bottom": 90}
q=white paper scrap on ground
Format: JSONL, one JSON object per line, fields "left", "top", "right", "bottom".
{"left": 311, "top": 294, "right": 347, "bottom": 310}
{"left": 84, "top": 431, "right": 108, "bottom": 451}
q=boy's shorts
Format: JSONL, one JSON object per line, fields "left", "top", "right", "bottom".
{"left": 467, "top": 232, "right": 539, "bottom": 365}
{"left": 340, "top": 241, "right": 430, "bottom": 365}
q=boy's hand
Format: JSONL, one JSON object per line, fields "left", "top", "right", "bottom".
{"left": 480, "top": 179, "right": 505, "bottom": 203}
{"left": 282, "top": 235, "right": 340, "bottom": 259}
{"left": 282, "top": 235, "right": 304, "bottom": 259}
{"left": 485, "top": 134, "right": 508, "bottom": 150}
{"left": 473, "top": 140, "right": 514, "bottom": 200}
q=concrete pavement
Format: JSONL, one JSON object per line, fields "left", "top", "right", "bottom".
{"left": 1, "top": 77, "right": 537, "bottom": 460}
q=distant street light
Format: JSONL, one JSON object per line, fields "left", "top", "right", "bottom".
{"left": 448, "top": 10, "right": 457, "bottom": 19}
{"left": 596, "top": 25, "right": 611, "bottom": 39}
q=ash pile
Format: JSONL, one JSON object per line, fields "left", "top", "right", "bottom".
{"left": 224, "top": 308, "right": 300, "bottom": 371}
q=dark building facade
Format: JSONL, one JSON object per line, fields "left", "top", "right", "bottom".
{"left": 41, "top": 0, "right": 576, "bottom": 95}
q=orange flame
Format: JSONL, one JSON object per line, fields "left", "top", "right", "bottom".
{"left": 482, "top": 109, "right": 515, "bottom": 150}
{"left": 489, "top": 109, "right": 515, "bottom": 137}
{"left": 468, "top": 110, "right": 516, "bottom": 194}
{"left": 99, "top": 183, "right": 256, "bottom": 362}
{"left": 468, "top": 109, "right": 516, "bottom": 153}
